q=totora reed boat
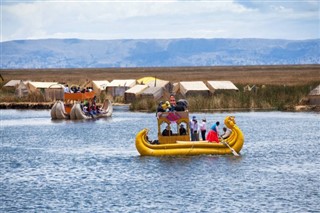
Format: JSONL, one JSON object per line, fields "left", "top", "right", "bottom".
{"left": 51, "top": 91, "right": 113, "bottom": 120}
{"left": 135, "top": 112, "right": 244, "bottom": 156}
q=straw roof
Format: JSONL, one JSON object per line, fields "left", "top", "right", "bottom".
{"left": 309, "top": 85, "right": 320, "bottom": 96}
{"left": 4, "top": 80, "right": 30, "bottom": 87}
{"left": 108, "top": 79, "right": 136, "bottom": 87}
{"left": 179, "top": 81, "right": 210, "bottom": 91}
{"left": 207, "top": 81, "right": 238, "bottom": 90}
{"left": 125, "top": 84, "right": 149, "bottom": 95}
{"left": 92, "top": 80, "right": 109, "bottom": 90}
{"left": 28, "top": 82, "right": 62, "bottom": 89}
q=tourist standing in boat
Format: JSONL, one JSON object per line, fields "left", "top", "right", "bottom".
{"left": 192, "top": 119, "right": 200, "bottom": 141}
{"left": 190, "top": 116, "right": 196, "bottom": 140}
{"left": 206, "top": 121, "right": 220, "bottom": 143}
{"left": 200, "top": 118, "right": 207, "bottom": 141}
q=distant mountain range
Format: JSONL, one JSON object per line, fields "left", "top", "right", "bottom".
{"left": 1, "top": 38, "right": 319, "bottom": 69}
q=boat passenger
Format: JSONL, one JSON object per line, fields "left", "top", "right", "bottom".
{"left": 162, "top": 101, "right": 171, "bottom": 112}
{"left": 175, "top": 99, "right": 188, "bottom": 111}
{"left": 190, "top": 116, "right": 196, "bottom": 140}
{"left": 200, "top": 118, "right": 207, "bottom": 141}
{"left": 220, "top": 127, "right": 232, "bottom": 139}
{"left": 169, "top": 94, "right": 176, "bottom": 111}
{"left": 64, "top": 85, "right": 70, "bottom": 93}
{"left": 179, "top": 124, "right": 187, "bottom": 135}
{"left": 206, "top": 121, "right": 220, "bottom": 143}
{"left": 162, "top": 125, "right": 173, "bottom": 136}
{"left": 157, "top": 101, "right": 165, "bottom": 112}
{"left": 192, "top": 119, "right": 200, "bottom": 141}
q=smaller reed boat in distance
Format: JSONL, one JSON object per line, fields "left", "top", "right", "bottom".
{"left": 51, "top": 91, "right": 113, "bottom": 120}
{"left": 135, "top": 112, "right": 244, "bottom": 156}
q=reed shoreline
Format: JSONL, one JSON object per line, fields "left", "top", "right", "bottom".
{"left": 1, "top": 65, "right": 319, "bottom": 112}
{"left": 1, "top": 102, "right": 318, "bottom": 112}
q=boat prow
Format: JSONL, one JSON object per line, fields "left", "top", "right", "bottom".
{"left": 51, "top": 100, "right": 69, "bottom": 119}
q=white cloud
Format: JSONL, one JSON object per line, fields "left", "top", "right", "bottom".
{"left": 1, "top": 0, "right": 319, "bottom": 41}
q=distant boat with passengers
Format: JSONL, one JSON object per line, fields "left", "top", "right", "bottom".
{"left": 50, "top": 90, "right": 112, "bottom": 120}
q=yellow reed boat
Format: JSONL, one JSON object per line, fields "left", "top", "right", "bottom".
{"left": 135, "top": 112, "right": 244, "bottom": 156}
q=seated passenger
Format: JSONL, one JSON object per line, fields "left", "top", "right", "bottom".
{"left": 157, "top": 101, "right": 165, "bottom": 113}
{"left": 220, "top": 127, "right": 232, "bottom": 139}
{"left": 162, "top": 101, "right": 171, "bottom": 112}
{"left": 162, "top": 125, "right": 173, "bottom": 136}
{"left": 169, "top": 94, "right": 176, "bottom": 111}
{"left": 179, "top": 124, "right": 187, "bottom": 135}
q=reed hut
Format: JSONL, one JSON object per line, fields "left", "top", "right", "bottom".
{"left": 308, "top": 84, "right": 320, "bottom": 105}
{"left": 124, "top": 84, "right": 149, "bottom": 103}
{"left": 207, "top": 81, "right": 239, "bottom": 94}
{"left": 106, "top": 79, "right": 136, "bottom": 99}
{"left": 15, "top": 80, "right": 29, "bottom": 98}
{"left": 3, "top": 80, "right": 30, "bottom": 88}
{"left": 91, "top": 80, "right": 109, "bottom": 95}
{"left": 177, "top": 81, "right": 211, "bottom": 97}
{"left": 27, "top": 81, "right": 64, "bottom": 101}
{"left": 137, "top": 77, "right": 172, "bottom": 92}
{"left": 140, "top": 87, "right": 164, "bottom": 100}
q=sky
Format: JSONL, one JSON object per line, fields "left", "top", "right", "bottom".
{"left": 1, "top": 0, "right": 319, "bottom": 42}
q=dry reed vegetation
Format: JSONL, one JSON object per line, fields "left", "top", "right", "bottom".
{"left": 130, "top": 83, "right": 318, "bottom": 112}
{"left": 1, "top": 65, "right": 320, "bottom": 85}
{"left": 1, "top": 65, "right": 319, "bottom": 111}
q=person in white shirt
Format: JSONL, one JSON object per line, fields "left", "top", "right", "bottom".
{"left": 200, "top": 118, "right": 207, "bottom": 141}
{"left": 192, "top": 119, "right": 200, "bottom": 141}
{"left": 64, "top": 84, "right": 70, "bottom": 93}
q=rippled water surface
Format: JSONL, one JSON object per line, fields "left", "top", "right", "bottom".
{"left": 1, "top": 107, "right": 319, "bottom": 212}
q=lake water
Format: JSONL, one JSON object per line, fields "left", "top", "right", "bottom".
{"left": 1, "top": 107, "right": 319, "bottom": 213}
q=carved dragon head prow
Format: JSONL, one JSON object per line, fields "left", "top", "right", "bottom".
{"left": 224, "top": 116, "right": 236, "bottom": 129}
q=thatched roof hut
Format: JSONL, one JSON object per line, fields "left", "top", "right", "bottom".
{"left": 308, "top": 84, "right": 320, "bottom": 105}
{"left": 177, "top": 81, "right": 211, "bottom": 97}
{"left": 124, "top": 84, "right": 149, "bottom": 103}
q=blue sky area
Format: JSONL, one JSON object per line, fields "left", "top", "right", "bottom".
{"left": 1, "top": 0, "right": 319, "bottom": 41}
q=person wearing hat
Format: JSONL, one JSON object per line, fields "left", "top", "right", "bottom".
{"left": 192, "top": 119, "right": 200, "bottom": 141}
{"left": 162, "top": 124, "right": 173, "bottom": 136}
{"left": 200, "top": 118, "right": 207, "bottom": 141}
{"left": 206, "top": 121, "right": 220, "bottom": 143}
{"left": 190, "top": 116, "right": 196, "bottom": 140}
{"left": 179, "top": 124, "right": 187, "bottom": 135}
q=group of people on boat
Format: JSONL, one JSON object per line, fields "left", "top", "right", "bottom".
{"left": 190, "top": 117, "right": 232, "bottom": 143}
{"left": 190, "top": 116, "right": 206, "bottom": 141}
{"left": 64, "top": 85, "right": 94, "bottom": 94}
{"left": 80, "top": 96, "right": 103, "bottom": 117}
{"left": 156, "top": 95, "right": 188, "bottom": 115}
{"left": 156, "top": 94, "right": 232, "bottom": 143}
